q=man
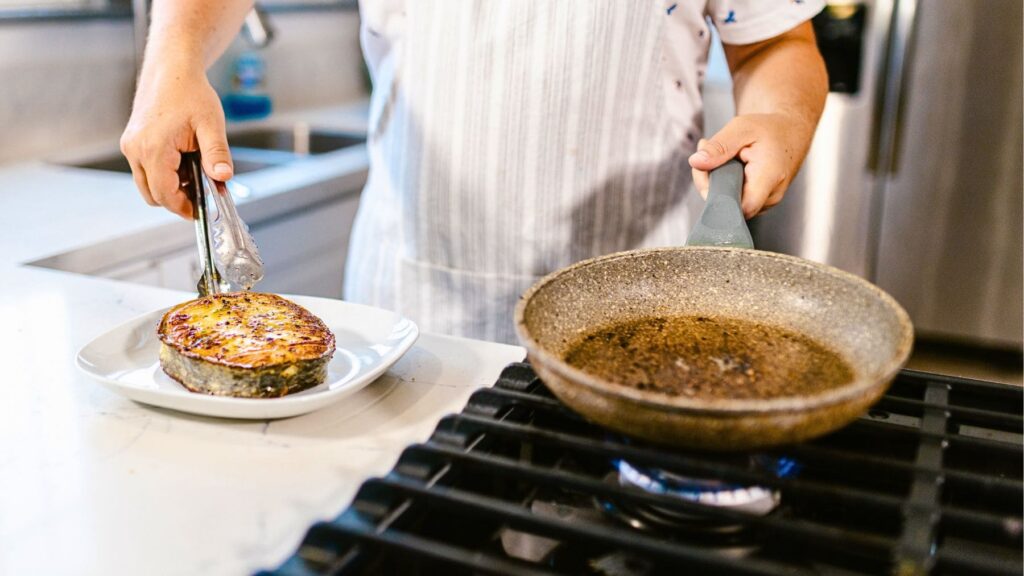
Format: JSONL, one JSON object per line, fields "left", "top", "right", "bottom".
{"left": 122, "top": 1, "right": 827, "bottom": 344}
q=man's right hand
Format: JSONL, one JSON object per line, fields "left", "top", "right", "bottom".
{"left": 119, "top": 0, "right": 254, "bottom": 218}
{"left": 120, "top": 66, "right": 233, "bottom": 220}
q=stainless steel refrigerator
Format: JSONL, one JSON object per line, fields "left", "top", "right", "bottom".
{"left": 749, "top": 0, "right": 1023, "bottom": 350}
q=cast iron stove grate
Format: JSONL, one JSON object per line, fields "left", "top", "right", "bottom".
{"left": 261, "top": 364, "right": 1023, "bottom": 576}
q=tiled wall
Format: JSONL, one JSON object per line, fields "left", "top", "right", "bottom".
{"left": 0, "top": 9, "right": 366, "bottom": 165}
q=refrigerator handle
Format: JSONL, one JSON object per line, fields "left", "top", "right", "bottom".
{"left": 868, "top": 0, "right": 920, "bottom": 175}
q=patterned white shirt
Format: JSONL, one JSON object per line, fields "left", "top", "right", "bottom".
{"left": 345, "top": 0, "right": 825, "bottom": 343}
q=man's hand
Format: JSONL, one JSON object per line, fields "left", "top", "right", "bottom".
{"left": 688, "top": 113, "right": 805, "bottom": 219}
{"left": 688, "top": 21, "right": 827, "bottom": 219}
{"left": 120, "top": 68, "right": 232, "bottom": 219}
{"left": 119, "top": 0, "right": 253, "bottom": 219}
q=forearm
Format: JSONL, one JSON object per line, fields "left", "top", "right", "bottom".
{"left": 123, "top": 0, "right": 252, "bottom": 216}
{"left": 689, "top": 23, "right": 828, "bottom": 217}
{"left": 726, "top": 23, "right": 828, "bottom": 141}
{"left": 141, "top": 0, "right": 253, "bottom": 80}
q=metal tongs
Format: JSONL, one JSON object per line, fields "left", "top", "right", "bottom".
{"left": 181, "top": 151, "right": 264, "bottom": 296}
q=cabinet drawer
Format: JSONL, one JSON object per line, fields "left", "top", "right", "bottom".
{"left": 250, "top": 195, "right": 359, "bottom": 271}
{"left": 100, "top": 258, "right": 163, "bottom": 287}
{"left": 258, "top": 254, "right": 345, "bottom": 298}
{"left": 158, "top": 249, "right": 202, "bottom": 292}
{"left": 94, "top": 193, "right": 361, "bottom": 298}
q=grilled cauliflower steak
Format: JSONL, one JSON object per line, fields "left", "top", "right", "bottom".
{"left": 158, "top": 292, "right": 335, "bottom": 398}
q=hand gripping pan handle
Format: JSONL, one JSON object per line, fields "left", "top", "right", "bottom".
{"left": 685, "top": 159, "right": 754, "bottom": 249}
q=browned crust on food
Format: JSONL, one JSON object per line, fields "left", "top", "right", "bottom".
{"left": 157, "top": 292, "right": 335, "bottom": 369}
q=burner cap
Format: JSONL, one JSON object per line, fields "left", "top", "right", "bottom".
{"left": 616, "top": 459, "right": 781, "bottom": 516}
{"left": 614, "top": 453, "right": 800, "bottom": 517}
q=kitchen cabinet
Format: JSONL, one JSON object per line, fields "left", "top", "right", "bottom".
{"left": 249, "top": 193, "right": 360, "bottom": 298}
{"left": 99, "top": 258, "right": 164, "bottom": 286}
{"left": 158, "top": 249, "right": 203, "bottom": 292}
{"left": 98, "top": 247, "right": 206, "bottom": 293}
{"left": 92, "top": 192, "right": 360, "bottom": 298}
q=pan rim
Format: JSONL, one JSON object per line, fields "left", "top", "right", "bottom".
{"left": 513, "top": 246, "right": 915, "bottom": 415}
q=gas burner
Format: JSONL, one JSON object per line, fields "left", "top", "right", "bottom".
{"left": 617, "top": 456, "right": 796, "bottom": 515}
{"left": 597, "top": 455, "right": 801, "bottom": 535}
{"left": 269, "top": 364, "right": 1024, "bottom": 575}
{"left": 500, "top": 494, "right": 737, "bottom": 574}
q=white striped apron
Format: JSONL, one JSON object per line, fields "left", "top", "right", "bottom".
{"left": 345, "top": 0, "right": 824, "bottom": 343}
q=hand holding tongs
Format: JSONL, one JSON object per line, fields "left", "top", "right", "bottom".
{"left": 181, "top": 151, "right": 264, "bottom": 296}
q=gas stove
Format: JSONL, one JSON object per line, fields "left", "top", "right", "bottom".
{"left": 261, "top": 363, "right": 1023, "bottom": 575}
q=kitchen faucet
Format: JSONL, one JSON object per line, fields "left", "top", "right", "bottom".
{"left": 131, "top": 1, "right": 274, "bottom": 79}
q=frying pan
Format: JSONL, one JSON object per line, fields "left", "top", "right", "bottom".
{"left": 514, "top": 160, "right": 913, "bottom": 451}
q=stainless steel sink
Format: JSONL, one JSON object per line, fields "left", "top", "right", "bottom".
{"left": 228, "top": 127, "right": 365, "bottom": 155}
{"left": 70, "top": 155, "right": 275, "bottom": 175}
{"left": 61, "top": 126, "right": 365, "bottom": 175}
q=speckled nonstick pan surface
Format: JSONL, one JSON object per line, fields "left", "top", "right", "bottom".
{"left": 513, "top": 162, "right": 914, "bottom": 451}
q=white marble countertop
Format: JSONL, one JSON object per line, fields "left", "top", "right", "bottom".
{"left": 0, "top": 102, "right": 527, "bottom": 575}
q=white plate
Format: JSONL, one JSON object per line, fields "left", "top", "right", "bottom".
{"left": 76, "top": 295, "right": 419, "bottom": 419}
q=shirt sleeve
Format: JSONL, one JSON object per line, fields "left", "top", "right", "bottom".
{"left": 707, "top": 0, "right": 826, "bottom": 45}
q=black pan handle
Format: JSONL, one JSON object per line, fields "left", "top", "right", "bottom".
{"left": 685, "top": 159, "right": 754, "bottom": 249}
